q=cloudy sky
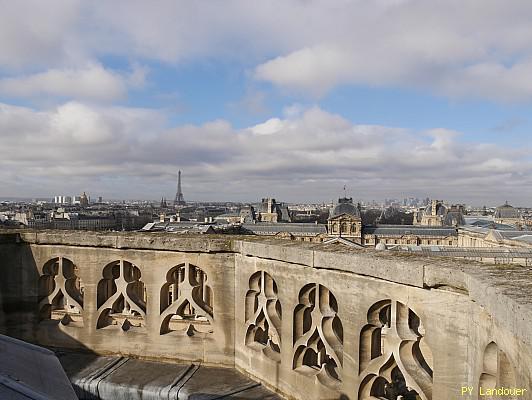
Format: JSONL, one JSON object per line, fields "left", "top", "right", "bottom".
{"left": 2, "top": 0, "right": 532, "bottom": 205}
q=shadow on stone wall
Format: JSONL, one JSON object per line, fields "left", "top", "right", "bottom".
{"left": 0, "top": 232, "right": 101, "bottom": 399}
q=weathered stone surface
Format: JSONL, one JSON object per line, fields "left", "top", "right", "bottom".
{"left": 16, "top": 230, "right": 234, "bottom": 253}
{"left": 0, "top": 230, "right": 531, "bottom": 400}
{"left": 57, "top": 352, "right": 280, "bottom": 400}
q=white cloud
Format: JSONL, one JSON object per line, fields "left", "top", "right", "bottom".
{"left": 1, "top": 102, "right": 530, "bottom": 203}
{"left": 255, "top": 46, "right": 354, "bottom": 97}
{"left": 50, "top": 103, "right": 115, "bottom": 144}
{"left": 0, "top": 63, "right": 145, "bottom": 101}
{"left": 0, "top": 0, "right": 83, "bottom": 68}
{"left": 250, "top": 118, "right": 284, "bottom": 135}
{"left": 251, "top": 2, "right": 532, "bottom": 101}
{"left": 4, "top": 1, "right": 532, "bottom": 101}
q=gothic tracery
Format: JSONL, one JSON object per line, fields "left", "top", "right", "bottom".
{"left": 159, "top": 262, "right": 213, "bottom": 336}
{"left": 293, "top": 283, "right": 343, "bottom": 389}
{"left": 96, "top": 260, "right": 146, "bottom": 331}
{"left": 245, "top": 271, "right": 282, "bottom": 361}
{"left": 38, "top": 257, "right": 84, "bottom": 327}
{"left": 358, "top": 300, "right": 433, "bottom": 400}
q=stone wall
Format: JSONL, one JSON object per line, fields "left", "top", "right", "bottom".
{"left": 0, "top": 230, "right": 530, "bottom": 400}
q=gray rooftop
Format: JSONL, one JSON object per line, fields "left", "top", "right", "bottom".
{"left": 142, "top": 222, "right": 217, "bottom": 234}
{"left": 510, "top": 234, "right": 532, "bottom": 244}
{"left": 363, "top": 225, "right": 457, "bottom": 236}
{"left": 242, "top": 222, "right": 327, "bottom": 235}
{"left": 460, "top": 226, "right": 532, "bottom": 241}
{"left": 329, "top": 197, "right": 360, "bottom": 218}
{"left": 466, "top": 220, "right": 520, "bottom": 230}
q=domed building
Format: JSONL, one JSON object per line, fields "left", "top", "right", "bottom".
{"left": 327, "top": 197, "right": 363, "bottom": 244}
{"left": 494, "top": 202, "right": 521, "bottom": 225}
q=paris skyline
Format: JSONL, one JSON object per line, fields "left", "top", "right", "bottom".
{"left": 1, "top": 1, "right": 532, "bottom": 203}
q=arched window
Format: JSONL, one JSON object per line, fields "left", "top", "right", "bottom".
{"left": 340, "top": 222, "right": 347, "bottom": 234}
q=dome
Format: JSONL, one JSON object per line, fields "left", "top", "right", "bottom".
{"left": 375, "top": 242, "right": 386, "bottom": 251}
{"left": 330, "top": 197, "right": 360, "bottom": 218}
{"left": 494, "top": 203, "right": 519, "bottom": 219}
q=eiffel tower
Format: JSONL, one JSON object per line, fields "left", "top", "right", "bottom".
{"left": 174, "top": 170, "right": 186, "bottom": 207}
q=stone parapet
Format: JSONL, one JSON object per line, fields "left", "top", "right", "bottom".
{"left": 0, "top": 230, "right": 530, "bottom": 399}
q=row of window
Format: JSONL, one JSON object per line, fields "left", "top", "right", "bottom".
{"left": 365, "top": 238, "right": 455, "bottom": 245}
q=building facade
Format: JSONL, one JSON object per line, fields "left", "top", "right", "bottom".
{"left": 494, "top": 202, "right": 522, "bottom": 225}
{"left": 327, "top": 197, "right": 363, "bottom": 244}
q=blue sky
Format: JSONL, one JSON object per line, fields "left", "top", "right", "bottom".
{"left": 1, "top": 1, "right": 532, "bottom": 205}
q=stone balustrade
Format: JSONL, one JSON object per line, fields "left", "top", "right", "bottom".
{"left": 0, "top": 231, "right": 530, "bottom": 399}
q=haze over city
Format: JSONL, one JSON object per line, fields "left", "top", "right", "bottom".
{"left": 2, "top": 1, "right": 532, "bottom": 204}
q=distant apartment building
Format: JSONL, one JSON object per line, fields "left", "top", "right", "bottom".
{"left": 14, "top": 208, "right": 152, "bottom": 231}
{"left": 53, "top": 195, "right": 72, "bottom": 204}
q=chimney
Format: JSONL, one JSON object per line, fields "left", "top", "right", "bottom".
{"left": 431, "top": 200, "right": 437, "bottom": 216}
{"left": 159, "top": 213, "right": 166, "bottom": 223}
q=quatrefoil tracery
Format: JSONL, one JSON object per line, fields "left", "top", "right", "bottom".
{"left": 358, "top": 300, "right": 433, "bottom": 400}
{"left": 38, "top": 257, "right": 84, "bottom": 326}
{"left": 245, "top": 271, "right": 282, "bottom": 361}
{"left": 96, "top": 260, "right": 146, "bottom": 331}
{"left": 159, "top": 263, "right": 213, "bottom": 336}
{"left": 293, "top": 283, "right": 343, "bottom": 389}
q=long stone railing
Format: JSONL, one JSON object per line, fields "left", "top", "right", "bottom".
{"left": 0, "top": 231, "right": 530, "bottom": 400}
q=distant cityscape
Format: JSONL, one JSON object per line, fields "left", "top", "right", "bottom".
{"left": 2, "top": 171, "right": 532, "bottom": 267}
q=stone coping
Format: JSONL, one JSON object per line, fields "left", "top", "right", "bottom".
{"left": 2, "top": 229, "right": 531, "bottom": 347}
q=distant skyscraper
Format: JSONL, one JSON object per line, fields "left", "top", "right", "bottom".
{"left": 174, "top": 170, "right": 186, "bottom": 206}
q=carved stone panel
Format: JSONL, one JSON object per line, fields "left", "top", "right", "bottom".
{"left": 159, "top": 262, "right": 213, "bottom": 336}
{"left": 245, "top": 271, "right": 282, "bottom": 361}
{"left": 358, "top": 300, "right": 433, "bottom": 400}
{"left": 96, "top": 260, "right": 146, "bottom": 331}
{"left": 293, "top": 283, "right": 343, "bottom": 389}
{"left": 38, "top": 257, "right": 84, "bottom": 327}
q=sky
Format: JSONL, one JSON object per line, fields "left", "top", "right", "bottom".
{"left": 1, "top": 0, "right": 532, "bottom": 205}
